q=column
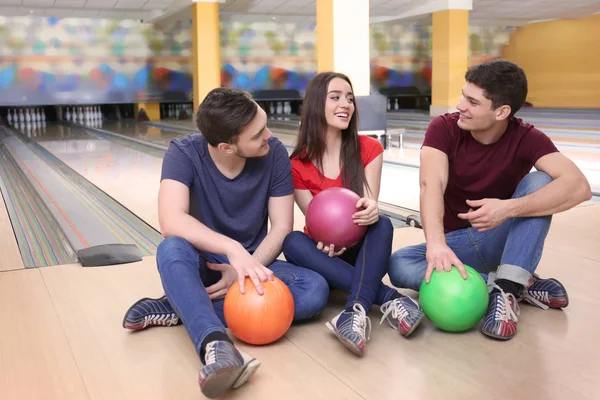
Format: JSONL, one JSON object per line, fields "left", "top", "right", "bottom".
{"left": 430, "top": 9, "right": 469, "bottom": 116}
{"left": 316, "top": 0, "right": 370, "bottom": 96}
{"left": 191, "top": 1, "right": 221, "bottom": 114}
{"left": 135, "top": 102, "right": 160, "bottom": 121}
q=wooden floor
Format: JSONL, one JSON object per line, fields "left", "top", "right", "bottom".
{"left": 1, "top": 201, "right": 599, "bottom": 400}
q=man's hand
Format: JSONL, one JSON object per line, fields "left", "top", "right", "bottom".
{"left": 226, "top": 244, "right": 274, "bottom": 295}
{"left": 425, "top": 242, "right": 467, "bottom": 283}
{"left": 316, "top": 241, "right": 346, "bottom": 257}
{"left": 353, "top": 197, "right": 379, "bottom": 226}
{"left": 205, "top": 263, "right": 238, "bottom": 300}
{"left": 457, "top": 198, "right": 510, "bottom": 232}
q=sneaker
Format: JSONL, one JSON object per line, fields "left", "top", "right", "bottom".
{"left": 379, "top": 295, "right": 425, "bottom": 337}
{"left": 325, "top": 303, "right": 371, "bottom": 356}
{"left": 233, "top": 351, "right": 261, "bottom": 390}
{"left": 122, "top": 295, "right": 181, "bottom": 330}
{"left": 198, "top": 341, "right": 252, "bottom": 398}
{"left": 480, "top": 286, "right": 520, "bottom": 340}
{"left": 521, "top": 274, "right": 569, "bottom": 310}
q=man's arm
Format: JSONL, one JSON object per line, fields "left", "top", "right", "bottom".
{"left": 419, "top": 146, "right": 449, "bottom": 245}
{"left": 252, "top": 194, "right": 295, "bottom": 266}
{"left": 158, "top": 179, "right": 273, "bottom": 293}
{"left": 506, "top": 152, "right": 592, "bottom": 217}
{"left": 158, "top": 179, "right": 242, "bottom": 255}
{"left": 420, "top": 146, "right": 467, "bottom": 280}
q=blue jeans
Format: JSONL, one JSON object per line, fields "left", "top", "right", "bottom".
{"left": 282, "top": 215, "right": 398, "bottom": 311}
{"left": 388, "top": 171, "right": 554, "bottom": 291}
{"left": 156, "top": 236, "right": 329, "bottom": 356}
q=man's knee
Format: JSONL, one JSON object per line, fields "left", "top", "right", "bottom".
{"left": 517, "top": 171, "right": 553, "bottom": 196}
{"left": 281, "top": 265, "right": 329, "bottom": 320}
{"left": 156, "top": 236, "right": 196, "bottom": 270}
{"left": 388, "top": 247, "right": 427, "bottom": 291}
{"left": 300, "top": 271, "right": 329, "bottom": 319}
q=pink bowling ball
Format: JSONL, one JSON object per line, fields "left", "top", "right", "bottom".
{"left": 306, "top": 187, "right": 367, "bottom": 249}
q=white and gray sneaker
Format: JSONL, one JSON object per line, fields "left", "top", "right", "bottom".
{"left": 326, "top": 303, "right": 372, "bottom": 356}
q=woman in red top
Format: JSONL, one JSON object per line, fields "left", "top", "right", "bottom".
{"left": 282, "top": 72, "right": 424, "bottom": 356}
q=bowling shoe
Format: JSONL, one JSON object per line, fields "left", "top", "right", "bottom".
{"left": 480, "top": 285, "right": 520, "bottom": 340}
{"left": 379, "top": 295, "right": 425, "bottom": 337}
{"left": 326, "top": 303, "right": 372, "bottom": 356}
{"left": 520, "top": 274, "right": 569, "bottom": 310}
{"left": 199, "top": 341, "right": 261, "bottom": 398}
{"left": 122, "top": 295, "right": 181, "bottom": 330}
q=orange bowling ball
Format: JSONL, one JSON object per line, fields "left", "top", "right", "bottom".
{"left": 224, "top": 277, "right": 294, "bottom": 345}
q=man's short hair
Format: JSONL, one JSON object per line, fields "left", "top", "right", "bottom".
{"left": 465, "top": 59, "right": 528, "bottom": 117}
{"left": 195, "top": 87, "right": 258, "bottom": 146}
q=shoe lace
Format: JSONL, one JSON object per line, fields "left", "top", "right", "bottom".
{"left": 489, "top": 284, "right": 520, "bottom": 323}
{"left": 522, "top": 289, "right": 550, "bottom": 310}
{"left": 379, "top": 298, "right": 408, "bottom": 330}
{"left": 143, "top": 313, "right": 177, "bottom": 327}
{"left": 204, "top": 341, "right": 218, "bottom": 365}
{"left": 351, "top": 303, "right": 372, "bottom": 341}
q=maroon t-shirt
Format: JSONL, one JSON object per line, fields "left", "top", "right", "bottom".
{"left": 422, "top": 112, "right": 558, "bottom": 233}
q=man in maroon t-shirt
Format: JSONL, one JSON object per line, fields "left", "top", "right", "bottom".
{"left": 388, "top": 60, "right": 591, "bottom": 340}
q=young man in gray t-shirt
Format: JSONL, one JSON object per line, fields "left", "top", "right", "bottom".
{"left": 123, "top": 88, "right": 329, "bottom": 398}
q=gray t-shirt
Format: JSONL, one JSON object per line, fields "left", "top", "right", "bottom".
{"left": 160, "top": 134, "right": 293, "bottom": 253}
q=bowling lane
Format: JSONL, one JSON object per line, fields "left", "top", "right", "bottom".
{"left": 159, "top": 118, "right": 300, "bottom": 148}
{"left": 124, "top": 120, "right": 423, "bottom": 208}
{"left": 387, "top": 108, "right": 600, "bottom": 130}
{"left": 383, "top": 134, "right": 600, "bottom": 192}
{"left": 380, "top": 163, "right": 420, "bottom": 211}
{"left": 85, "top": 120, "right": 184, "bottom": 148}
{"left": 27, "top": 122, "right": 423, "bottom": 234}
{"left": 146, "top": 117, "right": 600, "bottom": 196}
{"left": 0, "top": 124, "right": 163, "bottom": 266}
{"left": 30, "top": 123, "right": 165, "bottom": 230}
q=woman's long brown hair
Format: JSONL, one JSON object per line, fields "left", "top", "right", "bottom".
{"left": 290, "top": 72, "right": 369, "bottom": 197}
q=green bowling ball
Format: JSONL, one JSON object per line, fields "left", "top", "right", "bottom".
{"left": 419, "top": 264, "right": 489, "bottom": 332}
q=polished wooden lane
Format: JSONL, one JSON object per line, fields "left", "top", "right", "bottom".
{"left": 0, "top": 193, "right": 24, "bottom": 271}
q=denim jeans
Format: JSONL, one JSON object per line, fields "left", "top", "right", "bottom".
{"left": 282, "top": 214, "right": 399, "bottom": 311}
{"left": 156, "top": 236, "right": 329, "bottom": 356}
{"left": 388, "top": 171, "right": 554, "bottom": 291}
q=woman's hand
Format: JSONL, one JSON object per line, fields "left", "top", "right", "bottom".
{"left": 316, "top": 241, "right": 346, "bottom": 257}
{"left": 353, "top": 198, "right": 379, "bottom": 226}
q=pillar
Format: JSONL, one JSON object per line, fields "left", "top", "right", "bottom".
{"left": 430, "top": 9, "right": 469, "bottom": 116}
{"left": 316, "top": 0, "right": 370, "bottom": 96}
{"left": 135, "top": 103, "right": 160, "bottom": 121}
{"left": 191, "top": 1, "right": 221, "bottom": 115}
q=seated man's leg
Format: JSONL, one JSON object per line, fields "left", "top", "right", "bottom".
{"left": 388, "top": 242, "right": 428, "bottom": 292}
{"left": 122, "top": 295, "right": 180, "bottom": 330}
{"left": 480, "top": 171, "right": 568, "bottom": 340}
{"left": 497, "top": 171, "right": 568, "bottom": 308}
{"left": 388, "top": 229, "right": 494, "bottom": 292}
{"left": 154, "top": 237, "right": 255, "bottom": 398}
{"left": 122, "top": 247, "right": 223, "bottom": 331}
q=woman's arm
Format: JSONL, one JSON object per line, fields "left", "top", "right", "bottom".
{"left": 363, "top": 153, "right": 383, "bottom": 200}
{"left": 294, "top": 189, "right": 313, "bottom": 215}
